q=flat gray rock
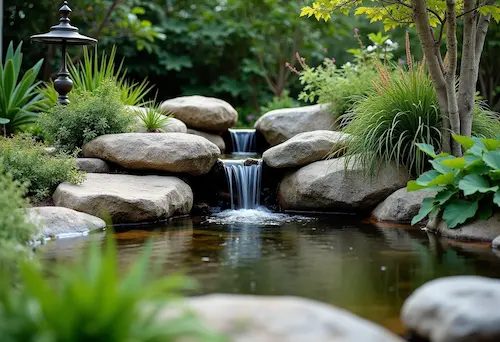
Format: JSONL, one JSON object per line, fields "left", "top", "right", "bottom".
{"left": 53, "top": 173, "right": 193, "bottom": 223}
{"left": 430, "top": 212, "right": 500, "bottom": 242}
{"left": 372, "top": 188, "right": 436, "bottom": 223}
{"left": 402, "top": 276, "right": 500, "bottom": 342}
{"left": 76, "top": 158, "right": 110, "bottom": 173}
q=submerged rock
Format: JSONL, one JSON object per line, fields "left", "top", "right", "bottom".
{"left": 372, "top": 188, "right": 436, "bottom": 223}
{"left": 53, "top": 173, "right": 193, "bottom": 223}
{"left": 76, "top": 158, "right": 110, "bottom": 173}
{"left": 158, "top": 294, "right": 405, "bottom": 342}
{"left": 263, "top": 130, "right": 350, "bottom": 168}
{"left": 160, "top": 96, "right": 237, "bottom": 132}
{"left": 187, "top": 128, "right": 225, "bottom": 153}
{"left": 83, "top": 133, "right": 220, "bottom": 176}
{"left": 27, "top": 206, "right": 106, "bottom": 239}
{"left": 401, "top": 276, "right": 500, "bottom": 342}
{"left": 279, "top": 157, "right": 409, "bottom": 211}
{"left": 430, "top": 213, "right": 500, "bottom": 242}
{"left": 255, "top": 104, "right": 336, "bottom": 146}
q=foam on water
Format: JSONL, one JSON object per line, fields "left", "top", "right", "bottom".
{"left": 206, "top": 207, "right": 315, "bottom": 226}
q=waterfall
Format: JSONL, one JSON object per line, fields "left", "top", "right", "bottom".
{"left": 223, "top": 160, "right": 262, "bottom": 210}
{"left": 229, "top": 129, "right": 257, "bottom": 153}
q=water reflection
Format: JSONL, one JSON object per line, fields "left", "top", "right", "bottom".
{"left": 39, "top": 214, "right": 500, "bottom": 334}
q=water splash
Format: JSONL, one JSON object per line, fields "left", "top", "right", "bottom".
{"left": 207, "top": 207, "right": 315, "bottom": 226}
{"left": 223, "top": 159, "right": 262, "bottom": 209}
{"left": 229, "top": 129, "right": 257, "bottom": 153}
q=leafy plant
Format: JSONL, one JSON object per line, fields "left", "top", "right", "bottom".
{"left": 39, "top": 79, "right": 134, "bottom": 153}
{"left": 408, "top": 135, "right": 500, "bottom": 228}
{"left": 0, "top": 235, "right": 225, "bottom": 342}
{"left": 0, "top": 42, "right": 45, "bottom": 134}
{"left": 0, "top": 134, "right": 84, "bottom": 202}
{"left": 260, "top": 90, "right": 300, "bottom": 114}
{"left": 134, "top": 103, "right": 173, "bottom": 133}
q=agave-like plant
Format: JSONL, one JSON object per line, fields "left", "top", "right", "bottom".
{"left": 135, "top": 101, "right": 173, "bottom": 133}
{"left": 0, "top": 42, "right": 44, "bottom": 134}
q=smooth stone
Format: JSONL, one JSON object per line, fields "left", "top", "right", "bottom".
{"left": 429, "top": 212, "right": 500, "bottom": 242}
{"left": 187, "top": 128, "right": 225, "bottom": 153}
{"left": 27, "top": 207, "right": 106, "bottom": 239}
{"left": 401, "top": 276, "right": 500, "bottom": 342}
{"left": 279, "top": 157, "right": 409, "bottom": 211}
{"left": 158, "top": 294, "right": 405, "bottom": 342}
{"left": 254, "top": 104, "right": 336, "bottom": 146}
{"left": 83, "top": 133, "right": 220, "bottom": 176}
{"left": 263, "top": 130, "right": 350, "bottom": 168}
{"left": 372, "top": 188, "right": 437, "bottom": 223}
{"left": 160, "top": 96, "right": 237, "bottom": 132}
{"left": 76, "top": 158, "right": 110, "bottom": 173}
{"left": 53, "top": 173, "right": 193, "bottom": 223}
{"left": 493, "top": 236, "right": 500, "bottom": 249}
{"left": 125, "top": 105, "right": 188, "bottom": 133}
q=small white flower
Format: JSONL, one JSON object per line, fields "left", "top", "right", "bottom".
{"left": 385, "top": 39, "right": 394, "bottom": 45}
{"left": 366, "top": 45, "right": 377, "bottom": 52}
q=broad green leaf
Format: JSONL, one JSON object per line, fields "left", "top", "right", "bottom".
{"left": 483, "top": 151, "right": 500, "bottom": 170}
{"left": 428, "top": 172, "right": 455, "bottom": 186}
{"left": 411, "top": 197, "right": 436, "bottom": 225}
{"left": 434, "top": 189, "right": 458, "bottom": 205}
{"left": 442, "top": 199, "right": 479, "bottom": 228}
{"left": 452, "top": 135, "right": 474, "bottom": 150}
{"left": 469, "top": 138, "right": 487, "bottom": 156}
{"left": 494, "top": 189, "right": 500, "bottom": 207}
{"left": 430, "top": 156, "right": 454, "bottom": 174}
{"left": 440, "top": 157, "right": 466, "bottom": 169}
{"left": 416, "top": 170, "right": 440, "bottom": 186}
{"left": 458, "top": 174, "right": 499, "bottom": 196}
{"left": 490, "top": 170, "right": 500, "bottom": 181}
{"left": 407, "top": 180, "right": 425, "bottom": 191}
{"left": 481, "top": 138, "right": 500, "bottom": 151}
{"left": 416, "top": 143, "right": 437, "bottom": 158}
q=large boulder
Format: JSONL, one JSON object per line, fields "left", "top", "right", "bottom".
{"left": 158, "top": 295, "right": 405, "bottom": 342}
{"left": 401, "top": 276, "right": 500, "bottom": 342}
{"left": 53, "top": 173, "right": 193, "bottom": 223}
{"left": 83, "top": 133, "right": 220, "bottom": 176}
{"left": 125, "top": 105, "right": 188, "bottom": 133}
{"left": 76, "top": 158, "right": 110, "bottom": 173}
{"left": 187, "top": 128, "right": 225, "bottom": 153}
{"left": 279, "top": 157, "right": 409, "bottom": 211}
{"left": 372, "top": 188, "right": 436, "bottom": 223}
{"left": 255, "top": 104, "right": 336, "bottom": 146}
{"left": 26, "top": 207, "right": 106, "bottom": 239}
{"left": 160, "top": 96, "right": 237, "bottom": 132}
{"left": 263, "top": 130, "right": 350, "bottom": 168}
{"left": 430, "top": 213, "right": 500, "bottom": 242}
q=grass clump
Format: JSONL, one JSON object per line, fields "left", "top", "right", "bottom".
{"left": 0, "top": 134, "right": 84, "bottom": 202}
{"left": 40, "top": 79, "right": 133, "bottom": 153}
{"left": 134, "top": 103, "right": 173, "bottom": 133}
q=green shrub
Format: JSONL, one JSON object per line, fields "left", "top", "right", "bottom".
{"left": 260, "top": 90, "right": 300, "bottom": 114}
{"left": 0, "top": 135, "right": 84, "bottom": 201}
{"left": 0, "top": 42, "right": 45, "bottom": 134}
{"left": 0, "top": 235, "right": 224, "bottom": 342}
{"left": 40, "top": 80, "right": 134, "bottom": 152}
{"left": 409, "top": 135, "right": 500, "bottom": 228}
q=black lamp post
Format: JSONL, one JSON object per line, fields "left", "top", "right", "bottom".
{"left": 30, "top": 1, "right": 97, "bottom": 105}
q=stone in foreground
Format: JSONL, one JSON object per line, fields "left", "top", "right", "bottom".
{"left": 263, "top": 130, "right": 350, "bottom": 168}
{"left": 429, "top": 212, "right": 500, "bottom": 242}
{"left": 279, "top": 157, "right": 409, "bottom": 211}
{"left": 160, "top": 96, "right": 237, "bottom": 132}
{"left": 76, "top": 158, "right": 110, "bottom": 173}
{"left": 27, "top": 206, "right": 106, "bottom": 239}
{"left": 255, "top": 104, "right": 336, "bottom": 146}
{"left": 372, "top": 188, "right": 436, "bottom": 223}
{"left": 187, "top": 128, "right": 225, "bottom": 153}
{"left": 402, "top": 276, "right": 500, "bottom": 342}
{"left": 83, "top": 133, "right": 220, "bottom": 176}
{"left": 159, "top": 295, "right": 405, "bottom": 342}
{"left": 53, "top": 173, "right": 193, "bottom": 223}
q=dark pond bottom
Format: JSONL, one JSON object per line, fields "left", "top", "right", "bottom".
{"left": 39, "top": 209, "right": 500, "bottom": 335}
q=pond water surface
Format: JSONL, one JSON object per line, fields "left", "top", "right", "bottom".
{"left": 39, "top": 209, "right": 500, "bottom": 335}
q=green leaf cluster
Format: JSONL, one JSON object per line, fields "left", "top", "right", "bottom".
{"left": 132, "top": 102, "right": 174, "bottom": 133}
{"left": 409, "top": 135, "right": 500, "bottom": 228}
{"left": 39, "top": 79, "right": 134, "bottom": 153}
{"left": 0, "top": 235, "right": 225, "bottom": 342}
{"left": 0, "top": 134, "right": 84, "bottom": 202}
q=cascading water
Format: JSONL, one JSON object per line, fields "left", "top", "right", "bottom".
{"left": 223, "top": 159, "right": 262, "bottom": 210}
{"left": 229, "top": 129, "right": 257, "bottom": 153}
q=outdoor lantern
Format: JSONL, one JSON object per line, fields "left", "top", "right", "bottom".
{"left": 30, "top": 1, "right": 97, "bottom": 105}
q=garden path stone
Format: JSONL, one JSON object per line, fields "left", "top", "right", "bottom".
{"left": 53, "top": 173, "right": 193, "bottom": 223}
{"left": 279, "top": 157, "right": 409, "bottom": 211}
{"left": 430, "top": 213, "right": 500, "bottom": 242}
{"left": 76, "top": 158, "right": 110, "bottom": 173}
{"left": 187, "top": 128, "right": 225, "bottom": 153}
{"left": 263, "top": 130, "right": 350, "bottom": 168}
{"left": 158, "top": 294, "right": 405, "bottom": 342}
{"left": 160, "top": 96, "right": 237, "bottom": 132}
{"left": 27, "top": 206, "right": 106, "bottom": 239}
{"left": 372, "top": 188, "right": 437, "bottom": 223}
{"left": 83, "top": 133, "right": 220, "bottom": 175}
{"left": 255, "top": 104, "right": 336, "bottom": 146}
{"left": 401, "top": 276, "right": 500, "bottom": 342}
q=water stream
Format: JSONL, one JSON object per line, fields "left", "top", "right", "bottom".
{"left": 229, "top": 129, "right": 257, "bottom": 153}
{"left": 222, "top": 159, "right": 262, "bottom": 210}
